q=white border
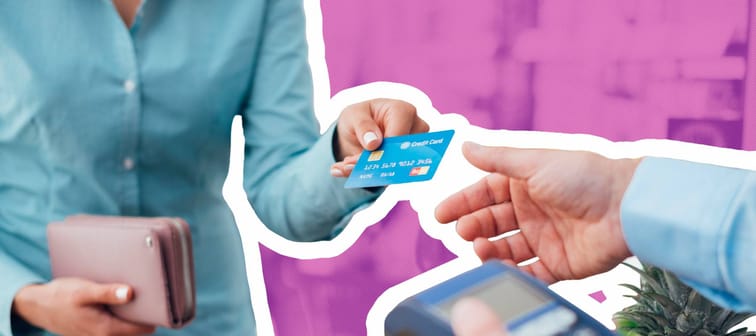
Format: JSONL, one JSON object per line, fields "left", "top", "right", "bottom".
{"left": 222, "top": 1, "right": 756, "bottom": 335}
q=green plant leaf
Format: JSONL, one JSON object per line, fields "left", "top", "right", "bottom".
{"left": 724, "top": 313, "right": 756, "bottom": 330}
{"left": 613, "top": 316, "right": 639, "bottom": 330}
{"left": 709, "top": 309, "right": 735, "bottom": 332}
{"left": 676, "top": 310, "right": 705, "bottom": 332}
{"left": 620, "top": 283, "right": 644, "bottom": 296}
{"left": 614, "top": 311, "right": 659, "bottom": 330}
{"left": 616, "top": 263, "right": 753, "bottom": 336}
{"left": 623, "top": 262, "right": 665, "bottom": 295}
{"left": 644, "top": 292, "right": 682, "bottom": 315}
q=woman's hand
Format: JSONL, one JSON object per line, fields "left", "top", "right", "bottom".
{"left": 12, "top": 278, "right": 156, "bottom": 336}
{"left": 330, "top": 98, "right": 429, "bottom": 177}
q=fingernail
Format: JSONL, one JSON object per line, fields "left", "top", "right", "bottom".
{"left": 330, "top": 168, "right": 343, "bottom": 177}
{"left": 363, "top": 132, "right": 378, "bottom": 145}
{"left": 344, "top": 164, "right": 355, "bottom": 171}
{"left": 115, "top": 287, "right": 129, "bottom": 301}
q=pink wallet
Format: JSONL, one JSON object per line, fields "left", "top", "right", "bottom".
{"left": 47, "top": 215, "right": 196, "bottom": 329}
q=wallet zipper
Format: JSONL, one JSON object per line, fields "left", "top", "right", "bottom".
{"left": 170, "top": 219, "right": 194, "bottom": 319}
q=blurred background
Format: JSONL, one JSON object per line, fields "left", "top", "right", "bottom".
{"left": 259, "top": 1, "right": 756, "bottom": 335}
{"left": 323, "top": 0, "right": 753, "bottom": 148}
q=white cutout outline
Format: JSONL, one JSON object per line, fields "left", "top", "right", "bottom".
{"left": 220, "top": 1, "right": 756, "bottom": 335}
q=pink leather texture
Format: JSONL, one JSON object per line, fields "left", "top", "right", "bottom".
{"left": 47, "top": 215, "right": 196, "bottom": 329}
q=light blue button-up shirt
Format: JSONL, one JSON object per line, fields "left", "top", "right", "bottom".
{"left": 622, "top": 157, "right": 756, "bottom": 312}
{"left": 0, "top": 1, "right": 379, "bottom": 335}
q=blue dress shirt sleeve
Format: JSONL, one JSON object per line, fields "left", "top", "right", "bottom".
{"left": 241, "top": 0, "right": 379, "bottom": 242}
{"left": 0, "top": 249, "right": 45, "bottom": 336}
{"left": 621, "top": 156, "right": 756, "bottom": 312}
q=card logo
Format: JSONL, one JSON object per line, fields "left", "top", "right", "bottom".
{"left": 409, "top": 166, "right": 430, "bottom": 176}
{"left": 400, "top": 142, "right": 411, "bottom": 150}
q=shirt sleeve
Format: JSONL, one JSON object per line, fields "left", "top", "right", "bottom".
{"left": 0, "top": 250, "right": 45, "bottom": 336}
{"left": 620, "top": 156, "right": 756, "bottom": 312}
{"left": 240, "top": 0, "right": 380, "bottom": 242}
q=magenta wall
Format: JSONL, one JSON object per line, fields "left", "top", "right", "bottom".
{"left": 261, "top": 1, "right": 755, "bottom": 335}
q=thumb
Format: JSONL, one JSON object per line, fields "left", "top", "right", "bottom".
{"left": 75, "top": 283, "right": 133, "bottom": 305}
{"left": 358, "top": 127, "right": 382, "bottom": 151}
{"left": 344, "top": 103, "right": 383, "bottom": 151}
{"left": 462, "top": 142, "right": 543, "bottom": 179}
{"left": 451, "top": 297, "right": 508, "bottom": 336}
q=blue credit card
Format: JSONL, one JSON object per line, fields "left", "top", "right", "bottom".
{"left": 344, "top": 130, "right": 455, "bottom": 189}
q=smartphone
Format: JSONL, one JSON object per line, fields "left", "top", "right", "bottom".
{"left": 385, "top": 261, "right": 615, "bottom": 336}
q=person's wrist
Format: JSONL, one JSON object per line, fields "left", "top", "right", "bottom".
{"left": 12, "top": 284, "right": 43, "bottom": 327}
{"left": 609, "top": 157, "right": 643, "bottom": 260}
{"left": 331, "top": 125, "right": 347, "bottom": 162}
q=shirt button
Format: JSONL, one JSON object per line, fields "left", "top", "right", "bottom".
{"left": 123, "top": 79, "right": 136, "bottom": 93}
{"left": 123, "top": 157, "right": 135, "bottom": 171}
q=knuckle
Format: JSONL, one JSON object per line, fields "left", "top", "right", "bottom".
{"left": 404, "top": 102, "right": 418, "bottom": 114}
{"left": 390, "top": 100, "right": 416, "bottom": 114}
{"left": 343, "top": 101, "right": 363, "bottom": 112}
{"left": 356, "top": 119, "right": 375, "bottom": 132}
{"left": 341, "top": 101, "right": 368, "bottom": 118}
{"left": 70, "top": 286, "right": 88, "bottom": 303}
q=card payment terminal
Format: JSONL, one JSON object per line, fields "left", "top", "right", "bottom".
{"left": 385, "top": 261, "right": 615, "bottom": 336}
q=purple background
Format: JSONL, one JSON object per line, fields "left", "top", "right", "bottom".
{"left": 262, "top": 1, "right": 756, "bottom": 335}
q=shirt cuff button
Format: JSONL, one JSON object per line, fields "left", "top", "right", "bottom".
{"left": 123, "top": 79, "right": 137, "bottom": 93}
{"left": 123, "top": 157, "right": 135, "bottom": 170}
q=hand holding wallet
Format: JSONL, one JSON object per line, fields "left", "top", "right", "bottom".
{"left": 47, "top": 215, "right": 196, "bottom": 329}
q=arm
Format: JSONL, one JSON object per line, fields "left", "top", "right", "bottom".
{"left": 241, "top": 0, "right": 379, "bottom": 242}
{"left": 0, "top": 249, "right": 44, "bottom": 336}
{"left": 621, "top": 157, "right": 756, "bottom": 312}
{"left": 435, "top": 143, "right": 755, "bottom": 312}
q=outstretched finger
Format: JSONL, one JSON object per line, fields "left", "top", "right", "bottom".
{"left": 455, "top": 202, "right": 517, "bottom": 241}
{"left": 517, "top": 259, "right": 560, "bottom": 285}
{"left": 475, "top": 234, "right": 536, "bottom": 264}
{"left": 462, "top": 142, "right": 547, "bottom": 179}
{"left": 435, "top": 174, "right": 511, "bottom": 224}
{"left": 331, "top": 154, "right": 360, "bottom": 177}
{"left": 473, "top": 239, "right": 559, "bottom": 284}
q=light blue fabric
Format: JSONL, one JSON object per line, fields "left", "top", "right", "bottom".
{"left": 621, "top": 156, "right": 756, "bottom": 312}
{"left": 0, "top": 1, "right": 379, "bottom": 335}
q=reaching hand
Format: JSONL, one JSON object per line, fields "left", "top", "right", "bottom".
{"left": 12, "top": 278, "right": 156, "bottom": 336}
{"left": 330, "top": 98, "right": 429, "bottom": 177}
{"left": 435, "top": 142, "right": 640, "bottom": 283}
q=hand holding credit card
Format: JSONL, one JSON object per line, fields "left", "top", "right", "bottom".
{"left": 344, "top": 130, "right": 454, "bottom": 189}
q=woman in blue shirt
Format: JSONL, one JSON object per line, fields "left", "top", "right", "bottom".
{"left": 0, "top": 1, "right": 428, "bottom": 335}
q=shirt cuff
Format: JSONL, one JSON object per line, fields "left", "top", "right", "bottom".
{"left": 324, "top": 123, "right": 385, "bottom": 237}
{"left": 620, "top": 157, "right": 749, "bottom": 298}
{"left": 0, "top": 253, "right": 45, "bottom": 336}
{"left": 287, "top": 123, "right": 383, "bottom": 240}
